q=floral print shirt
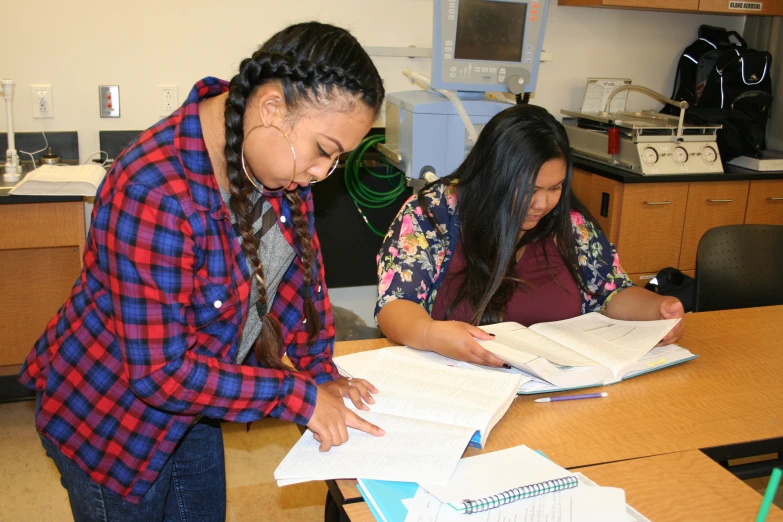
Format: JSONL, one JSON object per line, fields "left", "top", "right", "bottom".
{"left": 376, "top": 181, "right": 634, "bottom": 321}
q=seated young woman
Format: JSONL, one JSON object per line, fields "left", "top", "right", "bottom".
{"left": 375, "top": 104, "right": 684, "bottom": 367}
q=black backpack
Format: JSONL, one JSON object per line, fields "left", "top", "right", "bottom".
{"left": 663, "top": 25, "right": 773, "bottom": 161}
{"left": 644, "top": 267, "right": 696, "bottom": 313}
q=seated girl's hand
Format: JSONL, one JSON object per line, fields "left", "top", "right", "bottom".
{"left": 423, "top": 320, "right": 506, "bottom": 367}
{"left": 319, "top": 377, "right": 378, "bottom": 411}
{"left": 657, "top": 296, "right": 685, "bottom": 345}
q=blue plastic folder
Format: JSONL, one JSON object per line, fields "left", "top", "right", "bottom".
{"left": 357, "top": 479, "right": 419, "bottom": 522}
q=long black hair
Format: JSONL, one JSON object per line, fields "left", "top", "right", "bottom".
{"left": 223, "top": 22, "right": 384, "bottom": 368}
{"left": 421, "top": 104, "right": 591, "bottom": 325}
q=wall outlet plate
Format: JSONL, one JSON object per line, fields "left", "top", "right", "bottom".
{"left": 99, "top": 85, "right": 120, "bottom": 118}
{"left": 31, "top": 84, "right": 53, "bottom": 118}
{"left": 159, "top": 85, "right": 178, "bottom": 116}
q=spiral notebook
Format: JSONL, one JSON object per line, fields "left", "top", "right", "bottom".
{"left": 418, "top": 444, "right": 577, "bottom": 513}
{"left": 453, "top": 476, "right": 578, "bottom": 513}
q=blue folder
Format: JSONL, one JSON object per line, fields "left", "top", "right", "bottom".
{"left": 357, "top": 479, "right": 419, "bottom": 522}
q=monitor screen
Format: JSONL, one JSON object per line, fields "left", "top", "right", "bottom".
{"left": 454, "top": 0, "right": 527, "bottom": 62}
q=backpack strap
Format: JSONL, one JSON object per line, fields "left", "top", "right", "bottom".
{"left": 726, "top": 30, "right": 747, "bottom": 49}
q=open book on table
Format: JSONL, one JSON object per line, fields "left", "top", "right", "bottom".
{"left": 273, "top": 351, "right": 521, "bottom": 486}
{"left": 9, "top": 164, "right": 106, "bottom": 196}
{"left": 335, "top": 313, "right": 696, "bottom": 394}
{"left": 479, "top": 312, "right": 695, "bottom": 393}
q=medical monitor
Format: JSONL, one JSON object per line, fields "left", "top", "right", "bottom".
{"left": 431, "top": 0, "right": 549, "bottom": 93}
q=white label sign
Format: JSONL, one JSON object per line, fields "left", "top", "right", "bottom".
{"left": 728, "top": 1, "right": 763, "bottom": 10}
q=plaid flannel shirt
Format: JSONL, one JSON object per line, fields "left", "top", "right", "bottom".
{"left": 19, "top": 77, "right": 339, "bottom": 503}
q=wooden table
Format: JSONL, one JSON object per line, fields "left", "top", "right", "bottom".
{"left": 331, "top": 306, "right": 783, "bottom": 513}
{"left": 343, "top": 450, "right": 783, "bottom": 522}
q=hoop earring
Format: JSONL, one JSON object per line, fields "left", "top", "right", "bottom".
{"left": 310, "top": 157, "right": 340, "bottom": 184}
{"left": 241, "top": 124, "right": 297, "bottom": 191}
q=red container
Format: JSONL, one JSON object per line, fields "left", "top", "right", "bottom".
{"left": 607, "top": 127, "right": 620, "bottom": 155}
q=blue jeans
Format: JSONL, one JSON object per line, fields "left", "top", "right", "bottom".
{"left": 37, "top": 395, "right": 227, "bottom": 521}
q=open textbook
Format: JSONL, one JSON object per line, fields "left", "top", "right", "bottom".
{"left": 478, "top": 313, "right": 696, "bottom": 392}
{"left": 274, "top": 351, "right": 521, "bottom": 486}
{"left": 336, "top": 313, "right": 696, "bottom": 394}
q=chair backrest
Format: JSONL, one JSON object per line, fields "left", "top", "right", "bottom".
{"left": 695, "top": 225, "right": 783, "bottom": 312}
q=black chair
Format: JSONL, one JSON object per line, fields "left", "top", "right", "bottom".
{"left": 694, "top": 224, "right": 783, "bottom": 313}
{"left": 695, "top": 224, "right": 783, "bottom": 479}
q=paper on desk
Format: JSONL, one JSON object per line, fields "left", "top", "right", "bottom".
{"left": 418, "top": 445, "right": 573, "bottom": 505}
{"left": 404, "top": 475, "right": 628, "bottom": 522}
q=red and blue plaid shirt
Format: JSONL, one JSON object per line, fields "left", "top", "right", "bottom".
{"left": 19, "top": 77, "right": 339, "bottom": 503}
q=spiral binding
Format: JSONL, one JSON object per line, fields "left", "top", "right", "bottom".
{"left": 459, "top": 475, "right": 579, "bottom": 514}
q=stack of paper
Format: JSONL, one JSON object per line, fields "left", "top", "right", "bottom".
{"left": 10, "top": 164, "right": 106, "bottom": 196}
{"left": 358, "top": 445, "right": 650, "bottom": 522}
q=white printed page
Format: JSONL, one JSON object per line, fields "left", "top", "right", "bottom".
{"left": 336, "top": 347, "right": 535, "bottom": 394}
{"left": 558, "top": 313, "right": 679, "bottom": 353}
{"left": 335, "top": 346, "right": 479, "bottom": 378}
{"left": 529, "top": 314, "right": 679, "bottom": 379}
{"left": 274, "top": 409, "right": 474, "bottom": 486}
{"left": 358, "top": 351, "right": 521, "bottom": 438}
{"left": 480, "top": 323, "right": 600, "bottom": 368}
{"left": 403, "top": 482, "right": 627, "bottom": 522}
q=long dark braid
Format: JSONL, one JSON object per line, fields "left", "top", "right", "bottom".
{"left": 224, "top": 23, "right": 384, "bottom": 368}
{"left": 286, "top": 191, "right": 321, "bottom": 339}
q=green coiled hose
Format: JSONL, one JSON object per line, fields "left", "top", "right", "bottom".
{"left": 343, "top": 135, "right": 406, "bottom": 237}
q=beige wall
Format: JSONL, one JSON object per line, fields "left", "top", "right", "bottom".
{"left": 2, "top": 1, "right": 744, "bottom": 161}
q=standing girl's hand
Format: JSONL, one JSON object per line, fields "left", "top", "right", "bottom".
{"left": 306, "top": 386, "right": 385, "bottom": 452}
{"left": 319, "top": 377, "right": 379, "bottom": 411}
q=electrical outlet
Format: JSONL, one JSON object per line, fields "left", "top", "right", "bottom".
{"left": 159, "top": 85, "right": 178, "bottom": 116}
{"left": 31, "top": 84, "right": 54, "bottom": 118}
{"left": 99, "top": 85, "right": 120, "bottom": 118}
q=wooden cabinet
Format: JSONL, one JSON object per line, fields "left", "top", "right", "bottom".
{"left": 697, "top": 0, "right": 783, "bottom": 14}
{"left": 678, "top": 181, "right": 749, "bottom": 271}
{"left": 615, "top": 183, "right": 689, "bottom": 274}
{"left": 572, "top": 169, "right": 624, "bottom": 244}
{"left": 559, "top": 0, "right": 783, "bottom": 15}
{"left": 559, "top": 0, "right": 698, "bottom": 9}
{"left": 745, "top": 179, "right": 783, "bottom": 225}
{"left": 0, "top": 201, "right": 85, "bottom": 369}
{"left": 572, "top": 168, "right": 783, "bottom": 281}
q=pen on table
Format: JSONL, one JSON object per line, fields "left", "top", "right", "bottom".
{"left": 535, "top": 392, "right": 608, "bottom": 403}
{"left": 755, "top": 467, "right": 781, "bottom": 522}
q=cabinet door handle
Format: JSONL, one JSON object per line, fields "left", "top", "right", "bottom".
{"left": 707, "top": 199, "right": 733, "bottom": 203}
{"left": 768, "top": 197, "right": 783, "bottom": 201}
{"left": 644, "top": 201, "right": 671, "bottom": 205}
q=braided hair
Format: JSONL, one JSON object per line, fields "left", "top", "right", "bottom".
{"left": 224, "top": 22, "right": 384, "bottom": 369}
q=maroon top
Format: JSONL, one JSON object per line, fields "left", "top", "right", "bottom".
{"left": 431, "top": 236, "right": 582, "bottom": 326}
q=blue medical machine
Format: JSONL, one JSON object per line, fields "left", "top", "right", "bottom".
{"left": 379, "top": 0, "right": 550, "bottom": 182}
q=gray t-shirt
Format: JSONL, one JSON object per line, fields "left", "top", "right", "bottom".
{"left": 220, "top": 188, "right": 295, "bottom": 364}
